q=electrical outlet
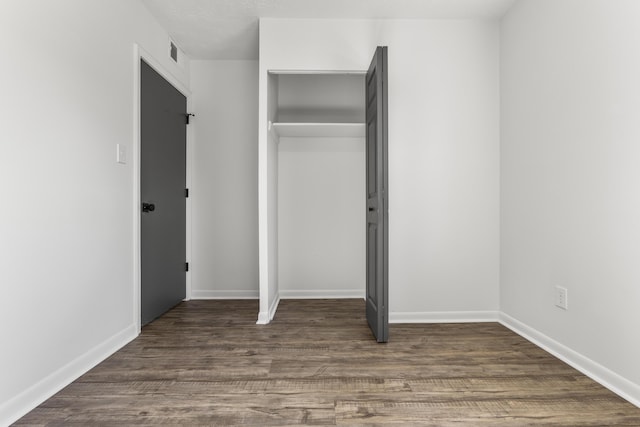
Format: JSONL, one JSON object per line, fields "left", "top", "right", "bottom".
{"left": 555, "top": 286, "right": 568, "bottom": 310}
{"left": 117, "top": 144, "right": 127, "bottom": 164}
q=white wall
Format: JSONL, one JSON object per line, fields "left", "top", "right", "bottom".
{"left": 259, "top": 19, "right": 500, "bottom": 320}
{"left": 190, "top": 61, "right": 259, "bottom": 299}
{"left": 501, "top": 0, "right": 640, "bottom": 403}
{"left": 277, "top": 74, "right": 365, "bottom": 123}
{"left": 278, "top": 137, "right": 365, "bottom": 298}
{"left": 0, "top": 1, "right": 189, "bottom": 423}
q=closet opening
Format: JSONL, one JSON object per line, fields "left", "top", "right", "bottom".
{"left": 268, "top": 71, "right": 366, "bottom": 301}
{"left": 260, "top": 48, "right": 389, "bottom": 341}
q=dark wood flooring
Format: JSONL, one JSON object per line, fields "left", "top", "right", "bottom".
{"left": 15, "top": 299, "right": 640, "bottom": 425}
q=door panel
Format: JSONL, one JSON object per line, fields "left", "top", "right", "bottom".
{"left": 365, "top": 47, "right": 389, "bottom": 343}
{"left": 140, "top": 60, "right": 187, "bottom": 325}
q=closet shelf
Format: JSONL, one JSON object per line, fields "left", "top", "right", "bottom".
{"left": 272, "top": 122, "right": 365, "bottom": 138}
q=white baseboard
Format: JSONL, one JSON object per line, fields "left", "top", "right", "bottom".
{"left": 256, "top": 311, "right": 270, "bottom": 325}
{"left": 0, "top": 324, "right": 138, "bottom": 426}
{"left": 191, "top": 289, "right": 259, "bottom": 299}
{"left": 269, "top": 294, "right": 280, "bottom": 320}
{"left": 500, "top": 312, "right": 640, "bottom": 409}
{"left": 279, "top": 289, "right": 364, "bottom": 299}
{"left": 390, "top": 310, "right": 499, "bottom": 324}
{"left": 256, "top": 293, "right": 281, "bottom": 325}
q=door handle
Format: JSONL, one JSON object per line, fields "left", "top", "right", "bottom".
{"left": 368, "top": 207, "right": 375, "bottom": 212}
{"left": 142, "top": 202, "right": 156, "bottom": 213}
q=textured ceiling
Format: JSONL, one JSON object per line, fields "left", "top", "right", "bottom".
{"left": 141, "top": 0, "right": 518, "bottom": 60}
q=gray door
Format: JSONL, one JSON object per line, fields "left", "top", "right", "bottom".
{"left": 140, "top": 60, "right": 187, "bottom": 325}
{"left": 365, "top": 47, "right": 389, "bottom": 343}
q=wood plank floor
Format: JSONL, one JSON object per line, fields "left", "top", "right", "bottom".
{"left": 15, "top": 299, "right": 640, "bottom": 426}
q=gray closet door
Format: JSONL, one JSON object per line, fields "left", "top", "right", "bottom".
{"left": 140, "top": 59, "right": 187, "bottom": 325}
{"left": 365, "top": 46, "right": 389, "bottom": 343}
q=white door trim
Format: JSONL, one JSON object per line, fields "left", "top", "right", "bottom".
{"left": 133, "top": 44, "right": 193, "bottom": 333}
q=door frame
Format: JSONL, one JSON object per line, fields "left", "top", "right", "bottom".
{"left": 133, "top": 44, "right": 193, "bottom": 333}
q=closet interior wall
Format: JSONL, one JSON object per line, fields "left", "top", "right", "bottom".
{"left": 269, "top": 72, "right": 366, "bottom": 300}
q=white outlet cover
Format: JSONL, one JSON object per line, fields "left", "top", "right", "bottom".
{"left": 555, "top": 286, "right": 568, "bottom": 310}
{"left": 117, "top": 144, "right": 127, "bottom": 164}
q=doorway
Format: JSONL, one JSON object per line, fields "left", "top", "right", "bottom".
{"left": 275, "top": 72, "right": 366, "bottom": 300}
{"left": 259, "top": 46, "right": 389, "bottom": 342}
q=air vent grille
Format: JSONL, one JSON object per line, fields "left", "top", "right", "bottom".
{"left": 170, "top": 41, "right": 178, "bottom": 63}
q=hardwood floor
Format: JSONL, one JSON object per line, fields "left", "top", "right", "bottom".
{"left": 15, "top": 299, "right": 640, "bottom": 426}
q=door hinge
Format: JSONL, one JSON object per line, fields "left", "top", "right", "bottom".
{"left": 185, "top": 262, "right": 189, "bottom": 272}
{"left": 185, "top": 113, "right": 195, "bottom": 125}
{"left": 185, "top": 188, "right": 189, "bottom": 198}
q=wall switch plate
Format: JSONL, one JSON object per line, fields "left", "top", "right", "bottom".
{"left": 555, "top": 286, "right": 568, "bottom": 310}
{"left": 117, "top": 144, "right": 127, "bottom": 164}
